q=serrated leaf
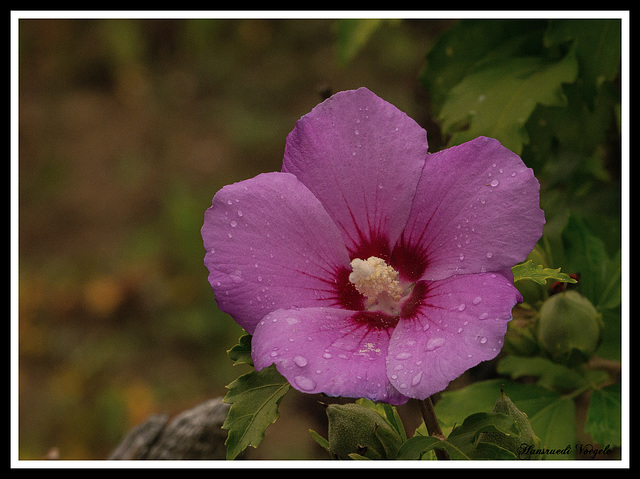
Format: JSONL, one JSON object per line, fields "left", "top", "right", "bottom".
{"left": 422, "top": 19, "right": 548, "bottom": 113}
{"left": 528, "top": 396, "right": 576, "bottom": 459}
{"left": 434, "top": 379, "right": 561, "bottom": 433}
{"left": 398, "top": 412, "right": 520, "bottom": 460}
{"left": 222, "top": 364, "right": 290, "bottom": 459}
{"left": 439, "top": 381, "right": 576, "bottom": 460}
{"left": 439, "top": 52, "right": 578, "bottom": 154}
{"left": 562, "top": 213, "right": 620, "bottom": 309}
{"left": 447, "top": 412, "right": 520, "bottom": 459}
{"left": 544, "top": 19, "right": 621, "bottom": 102}
{"left": 512, "top": 260, "right": 577, "bottom": 285}
{"left": 497, "top": 355, "right": 587, "bottom": 391}
{"left": 584, "top": 384, "right": 621, "bottom": 447}
{"left": 227, "top": 333, "right": 253, "bottom": 367}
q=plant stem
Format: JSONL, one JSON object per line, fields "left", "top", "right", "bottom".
{"left": 418, "top": 396, "right": 450, "bottom": 460}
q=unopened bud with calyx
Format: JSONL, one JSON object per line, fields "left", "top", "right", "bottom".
{"left": 478, "top": 389, "right": 540, "bottom": 459}
{"left": 326, "top": 402, "right": 401, "bottom": 459}
{"left": 537, "top": 290, "right": 603, "bottom": 366}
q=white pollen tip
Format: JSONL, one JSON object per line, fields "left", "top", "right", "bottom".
{"left": 348, "top": 256, "right": 404, "bottom": 307}
{"left": 348, "top": 258, "right": 375, "bottom": 283}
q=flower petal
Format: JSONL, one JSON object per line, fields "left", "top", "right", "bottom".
{"left": 386, "top": 273, "right": 520, "bottom": 399}
{"left": 252, "top": 307, "right": 409, "bottom": 405}
{"left": 400, "top": 136, "right": 545, "bottom": 281}
{"left": 201, "top": 172, "right": 351, "bottom": 334}
{"left": 282, "top": 88, "right": 428, "bottom": 260}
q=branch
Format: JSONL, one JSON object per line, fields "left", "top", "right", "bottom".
{"left": 417, "top": 396, "right": 450, "bottom": 460}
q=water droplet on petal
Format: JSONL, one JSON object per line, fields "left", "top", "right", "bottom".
{"left": 294, "top": 375, "right": 316, "bottom": 391}
{"left": 293, "top": 356, "right": 308, "bottom": 367}
{"left": 395, "top": 352, "right": 412, "bottom": 360}
{"left": 237, "top": 210, "right": 243, "bottom": 217}
{"left": 473, "top": 296, "right": 483, "bottom": 305}
{"left": 479, "top": 336, "right": 488, "bottom": 344}
{"left": 486, "top": 251, "right": 494, "bottom": 259}
{"left": 230, "top": 220, "right": 238, "bottom": 227}
{"left": 426, "top": 337, "right": 445, "bottom": 351}
{"left": 411, "top": 371, "right": 423, "bottom": 386}
{"left": 458, "top": 303, "right": 466, "bottom": 311}
{"left": 479, "top": 312, "right": 489, "bottom": 320}
{"left": 490, "top": 179, "right": 500, "bottom": 187}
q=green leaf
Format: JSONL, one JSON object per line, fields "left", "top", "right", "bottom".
{"left": 227, "top": 333, "right": 253, "bottom": 367}
{"left": 222, "top": 364, "right": 291, "bottom": 460}
{"left": 544, "top": 19, "right": 621, "bottom": 102}
{"left": 562, "top": 213, "right": 621, "bottom": 309}
{"left": 348, "top": 453, "right": 372, "bottom": 460}
{"left": 497, "top": 355, "right": 587, "bottom": 392}
{"left": 434, "top": 380, "right": 588, "bottom": 460}
{"left": 473, "top": 442, "right": 519, "bottom": 460}
{"left": 529, "top": 396, "right": 577, "bottom": 460}
{"left": 335, "top": 19, "right": 384, "bottom": 65}
{"left": 309, "top": 429, "right": 330, "bottom": 453}
{"left": 396, "top": 435, "right": 442, "bottom": 460}
{"left": 326, "top": 402, "right": 402, "bottom": 459}
{"left": 584, "top": 384, "right": 621, "bottom": 447}
{"left": 422, "top": 19, "right": 549, "bottom": 113}
{"left": 399, "top": 412, "right": 520, "bottom": 460}
{"left": 439, "top": 51, "right": 578, "bottom": 154}
{"left": 434, "top": 379, "right": 568, "bottom": 455}
{"left": 512, "top": 260, "right": 577, "bottom": 285}
{"left": 356, "top": 398, "right": 407, "bottom": 441}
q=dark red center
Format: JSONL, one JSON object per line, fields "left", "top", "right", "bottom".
{"left": 331, "top": 232, "right": 429, "bottom": 331}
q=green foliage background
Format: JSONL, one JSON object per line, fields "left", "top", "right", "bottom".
{"left": 16, "top": 16, "right": 624, "bottom": 460}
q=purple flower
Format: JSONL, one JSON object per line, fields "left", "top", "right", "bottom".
{"left": 202, "top": 88, "right": 545, "bottom": 405}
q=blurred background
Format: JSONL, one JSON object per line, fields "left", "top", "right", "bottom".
{"left": 17, "top": 17, "right": 452, "bottom": 460}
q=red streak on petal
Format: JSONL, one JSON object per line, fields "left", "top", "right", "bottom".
{"left": 333, "top": 266, "right": 364, "bottom": 310}
{"left": 391, "top": 235, "right": 429, "bottom": 282}
{"left": 348, "top": 230, "right": 391, "bottom": 263}
{"left": 400, "top": 281, "right": 428, "bottom": 319}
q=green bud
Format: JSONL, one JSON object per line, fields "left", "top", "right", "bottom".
{"left": 326, "top": 402, "right": 400, "bottom": 459}
{"left": 537, "top": 290, "right": 603, "bottom": 366}
{"left": 479, "top": 390, "right": 540, "bottom": 459}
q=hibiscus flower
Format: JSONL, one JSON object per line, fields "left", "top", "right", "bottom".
{"left": 201, "top": 87, "right": 544, "bottom": 405}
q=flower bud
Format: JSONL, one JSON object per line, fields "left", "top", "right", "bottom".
{"left": 479, "top": 390, "right": 540, "bottom": 459}
{"left": 326, "top": 402, "right": 400, "bottom": 459}
{"left": 537, "top": 290, "right": 603, "bottom": 366}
